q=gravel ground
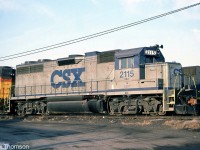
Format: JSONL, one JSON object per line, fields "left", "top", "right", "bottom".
{"left": 0, "top": 115, "right": 200, "bottom": 150}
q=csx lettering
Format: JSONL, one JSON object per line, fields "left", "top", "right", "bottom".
{"left": 145, "top": 50, "right": 157, "bottom": 56}
{"left": 51, "top": 68, "right": 85, "bottom": 88}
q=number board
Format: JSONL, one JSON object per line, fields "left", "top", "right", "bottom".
{"left": 145, "top": 50, "right": 157, "bottom": 56}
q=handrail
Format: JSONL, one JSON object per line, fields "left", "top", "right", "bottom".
{"left": 13, "top": 79, "right": 113, "bottom": 97}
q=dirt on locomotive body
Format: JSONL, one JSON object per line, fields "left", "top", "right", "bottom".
{"left": 0, "top": 45, "right": 200, "bottom": 116}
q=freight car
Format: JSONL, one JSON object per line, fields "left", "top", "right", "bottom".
{"left": 9, "top": 45, "right": 200, "bottom": 115}
{"left": 0, "top": 66, "right": 15, "bottom": 113}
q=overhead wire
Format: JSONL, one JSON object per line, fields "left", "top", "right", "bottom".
{"left": 0, "top": 2, "right": 200, "bottom": 61}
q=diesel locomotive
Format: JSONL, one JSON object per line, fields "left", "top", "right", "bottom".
{"left": 0, "top": 66, "right": 15, "bottom": 113}
{"left": 2, "top": 45, "right": 200, "bottom": 115}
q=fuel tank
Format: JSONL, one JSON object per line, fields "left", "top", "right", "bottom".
{"left": 47, "top": 99, "right": 105, "bottom": 113}
{"left": 47, "top": 100, "right": 89, "bottom": 113}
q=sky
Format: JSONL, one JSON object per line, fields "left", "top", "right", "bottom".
{"left": 0, "top": 0, "right": 199, "bottom": 68}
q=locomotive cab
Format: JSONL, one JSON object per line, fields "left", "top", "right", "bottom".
{"left": 113, "top": 45, "right": 166, "bottom": 94}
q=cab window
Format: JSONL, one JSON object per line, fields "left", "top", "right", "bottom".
{"left": 120, "top": 57, "right": 134, "bottom": 69}
{"left": 121, "top": 58, "right": 127, "bottom": 69}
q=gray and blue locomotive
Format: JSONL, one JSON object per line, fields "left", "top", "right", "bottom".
{"left": 10, "top": 45, "right": 200, "bottom": 115}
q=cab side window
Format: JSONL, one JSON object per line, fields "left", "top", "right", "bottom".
{"left": 120, "top": 57, "right": 134, "bottom": 69}
{"left": 128, "top": 57, "right": 134, "bottom": 68}
{"left": 121, "top": 58, "right": 127, "bottom": 69}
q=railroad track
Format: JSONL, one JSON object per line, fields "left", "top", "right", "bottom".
{"left": 1, "top": 113, "right": 200, "bottom": 122}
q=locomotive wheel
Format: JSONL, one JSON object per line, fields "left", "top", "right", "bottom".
{"left": 107, "top": 98, "right": 115, "bottom": 115}
{"left": 17, "top": 108, "right": 25, "bottom": 116}
{"left": 121, "top": 106, "right": 128, "bottom": 114}
{"left": 41, "top": 106, "right": 47, "bottom": 115}
{"left": 109, "top": 108, "right": 115, "bottom": 115}
{"left": 158, "top": 105, "right": 166, "bottom": 116}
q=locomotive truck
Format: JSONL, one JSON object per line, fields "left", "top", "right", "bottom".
{"left": 3, "top": 45, "right": 200, "bottom": 115}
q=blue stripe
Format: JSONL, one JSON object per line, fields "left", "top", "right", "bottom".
{"left": 15, "top": 87, "right": 163, "bottom": 98}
